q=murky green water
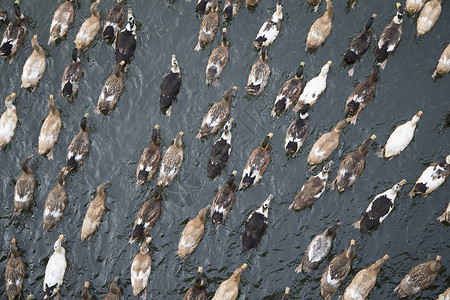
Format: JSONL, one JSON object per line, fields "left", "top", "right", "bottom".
{"left": 0, "top": 0, "right": 449, "bottom": 299}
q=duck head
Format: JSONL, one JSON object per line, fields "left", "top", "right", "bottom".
{"left": 97, "top": 181, "right": 109, "bottom": 194}
{"left": 71, "top": 48, "right": 79, "bottom": 63}
{"left": 223, "top": 118, "right": 233, "bottom": 133}
{"left": 10, "top": 238, "right": 20, "bottom": 257}
{"left": 392, "top": 179, "right": 406, "bottom": 192}
{"left": 54, "top": 235, "right": 64, "bottom": 252}
{"left": 126, "top": 9, "right": 136, "bottom": 32}
{"left": 221, "top": 28, "right": 229, "bottom": 46}
{"left": 224, "top": 86, "right": 237, "bottom": 102}
{"left": 370, "top": 64, "right": 381, "bottom": 82}
{"left": 359, "top": 135, "right": 376, "bottom": 153}
{"left": 346, "top": 239, "right": 356, "bottom": 258}
{"left": 174, "top": 131, "right": 183, "bottom": 148}
{"left": 152, "top": 125, "right": 159, "bottom": 145}
{"left": 320, "top": 61, "right": 332, "bottom": 76}
{"left": 171, "top": 54, "right": 180, "bottom": 74}
{"left": 114, "top": 61, "right": 125, "bottom": 78}
{"left": 322, "top": 160, "right": 333, "bottom": 173}
{"left": 194, "top": 266, "right": 206, "bottom": 289}
{"left": 57, "top": 169, "right": 67, "bottom": 187}
{"left": 140, "top": 237, "right": 152, "bottom": 255}
{"left": 395, "top": 3, "right": 403, "bottom": 23}
{"left": 110, "top": 277, "right": 120, "bottom": 295}
{"left": 20, "top": 157, "right": 31, "bottom": 172}
{"left": 232, "top": 263, "right": 248, "bottom": 279}
{"left": 365, "top": 14, "right": 376, "bottom": 31}
{"left": 335, "top": 118, "right": 351, "bottom": 132}
{"left": 430, "top": 255, "right": 442, "bottom": 272}
{"left": 299, "top": 103, "right": 310, "bottom": 118}
{"left": 90, "top": 0, "right": 100, "bottom": 16}
{"left": 256, "top": 194, "right": 273, "bottom": 216}
{"left": 80, "top": 113, "right": 89, "bottom": 131}
{"left": 412, "top": 111, "right": 423, "bottom": 124}
{"left": 325, "top": 222, "right": 342, "bottom": 237}
{"left": 5, "top": 93, "right": 16, "bottom": 108}
{"left": 227, "top": 170, "right": 237, "bottom": 186}
{"left": 14, "top": 1, "right": 22, "bottom": 18}
{"left": 198, "top": 205, "right": 211, "bottom": 222}
{"left": 296, "top": 62, "right": 305, "bottom": 79}
{"left": 261, "top": 133, "right": 273, "bottom": 149}
{"left": 261, "top": 44, "right": 267, "bottom": 61}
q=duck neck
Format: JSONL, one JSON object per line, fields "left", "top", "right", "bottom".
{"left": 32, "top": 38, "right": 43, "bottom": 54}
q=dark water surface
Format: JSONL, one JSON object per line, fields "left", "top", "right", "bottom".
{"left": 1, "top": 0, "right": 449, "bottom": 299}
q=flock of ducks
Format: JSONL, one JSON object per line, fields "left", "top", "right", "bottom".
{"left": 1, "top": 0, "right": 449, "bottom": 299}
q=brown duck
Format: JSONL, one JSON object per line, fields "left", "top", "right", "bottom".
{"left": 5, "top": 238, "right": 26, "bottom": 300}
{"left": 81, "top": 182, "right": 109, "bottom": 240}
{"left": 212, "top": 263, "right": 247, "bottom": 300}
{"left": 184, "top": 267, "right": 207, "bottom": 300}
{"left": 14, "top": 157, "right": 36, "bottom": 214}
{"left": 43, "top": 169, "right": 67, "bottom": 230}
{"left": 103, "top": 277, "right": 120, "bottom": 300}
{"left": 129, "top": 188, "right": 162, "bottom": 244}
{"left": 178, "top": 205, "right": 210, "bottom": 258}
{"left": 136, "top": 125, "right": 161, "bottom": 185}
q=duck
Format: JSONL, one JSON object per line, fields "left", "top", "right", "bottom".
{"left": 81, "top": 181, "right": 109, "bottom": 240}
{"left": 207, "top": 119, "right": 234, "bottom": 180}
{"left": 295, "top": 222, "right": 341, "bottom": 273}
{"left": 136, "top": 125, "right": 161, "bottom": 185}
{"left": 0, "top": 0, "right": 27, "bottom": 62}
{"left": 159, "top": 54, "right": 182, "bottom": 116}
{"left": 375, "top": 3, "right": 403, "bottom": 69}
{"left": 320, "top": 239, "right": 356, "bottom": 300}
{"left": 131, "top": 237, "right": 152, "bottom": 299}
{"left": 104, "top": 277, "right": 120, "bottom": 300}
{"left": 345, "top": 64, "right": 380, "bottom": 124}
{"left": 43, "top": 169, "right": 67, "bottom": 231}
{"left": 417, "top": 0, "right": 441, "bottom": 36}
{"left": 437, "top": 202, "right": 450, "bottom": 223}
{"left": 196, "top": 0, "right": 212, "bottom": 14}
{"left": 61, "top": 48, "right": 82, "bottom": 98}
{"left": 211, "top": 170, "right": 237, "bottom": 226}
{"left": 242, "top": 194, "right": 272, "bottom": 251}
{"left": 284, "top": 104, "right": 310, "bottom": 156}
{"left": 102, "top": 0, "right": 125, "bottom": 39}
{"left": 21, "top": 34, "right": 46, "bottom": 91}
{"left": 5, "top": 238, "right": 26, "bottom": 300}
{"left": 239, "top": 133, "right": 273, "bottom": 189}
{"left": 14, "top": 157, "right": 36, "bottom": 214}
{"left": 432, "top": 44, "right": 450, "bottom": 78}
{"left": 282, "top": 287, "right": 290, "bottom": 300}
{"left": 43, "top": 235, "right": 67, "bottom": 300}
{"left": 0, "top": 93, "right": 17, "bottom": 148}
{"left": 253, "top": 0, "right": 283, "bottom": 48}
{"left": 223, "top": 0, "right": 243, "bottom": 20}
{"left": 329, "top": 135, "right": 376, "bottom": 192}
{"left": 48, "top": 0, "right": 75, "bottom": 45}
{"left": 195, "top": 0, "right": 219, "bottom": 51}
{"left": 408, "top": 155, "right": 450, "bottom": 197}
{"left": 82, "top": 282, "right": 93, "bottom": 300}
{"left": 271, "top": 62, "right": 305, "bottom": 117}
{"left": 197, "top": 86, "right": 237, "bottom": 138}
{"left": 394, "top": 255, "right": 442, "bottom": 298}
{"left": 157, "top": 131, "right": 184, "bottom": 187}
{"left": 245, "top": 44, "right": 270, "bottom": 95}
{"left": 305, "top": 0, "right": 332, "bottom": 51}
{"left": 95, "top": 61, "right": 125, "bottom": 114}
{"left": 438, "top": 287, "right": 450, "bottom": 300}
{"left": 178, "top": 205, "right": 210, "bottom": 258}
{"left": 377, "top": 111, "right": 422, "bottom": 159}
{"left": 74, "top": 0, "right": 101, "bottom": 50}
{"left": 184, "top": 267, "right": 207, "bottom": 300}
{"left": 289, "top": 160, "right": 333, "bottom": 210}
{"left": 129, "top": 188, "right": 162, "bottom": 244}
{"left": 0, "top": 6, "right": 6, "bottom": 26}
{"left": 343, "top": 255, "right": 389, "bottom": 300}
{"left": 406, "top": 0, "right": 426, "bottom": 15}
{"left": 206, "top": 28, "right": 229, "bottom": 86}
{"left": 66, "top": 114, "right": 91, "bottom": 172}
{"left": 114, "top": 9, "right": 137, "bottom": 66}
{"left": 344, "top": 14, "right": 377, "bottom": 76}
{"left": 307, "top": 118, "right": 350, "bottom": 167}
{"left": 292, "top": 61, "right": 331, "bottom": 112}
{"left": 38, "top": 95, "right": 62, "bottom": 160}
{"left": 212, "top": 263, "right": 247, "bottom": 300}
{"left": 352, "top": 179, "right": 406, "bottom": 232}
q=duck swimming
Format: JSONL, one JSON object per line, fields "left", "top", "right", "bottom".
{"left": 195, "top": 0, "right": 219, "bottom": 51}
{"left": 0, "top": 0, "right": 27, "bottom": 62}
{"left": 207, "top": 119, "right": 234, "bottom": 180}
{"left": 136, "top": 125, "right": 161, "bottom": 185}
{"left": 48, "top": 0, "right": 75, "bottom": 45}
{"left": 43, "top": 169, "right": 67, "bottom": 230}
{"left": 416, "top": 0, "right": 441, "bottom": 36}
{"left": 246, "top": 44, "right": 270, "bottom": 95}
{"left": 114, "top": 9, "right": 137, "bottom": 66}
{"left": 38, "top": 95, "right": 62, "bottom": 160}
{"left": 306, "top": 0, "right": 332, "bottom": 51}
{"left": 253, "top": 0, "right": 283, "bottom": 48}
{"left": 95, "top": 61, "right": 125, "bottom": 114}
{"left": 21, "top": 35, "right": 46, "bottom": 91}
{"left": 103, "top": 0, "right": 125, "bottom": 39}
{"left": 242, "top": 194, "right": 272, "bottom": 251}
{"left": 375, "top": 3, "right": 403, "bottom": 69}
{"left": 74, "top": 0, "right": 101, "bottom": 50}
{"left": 295, "top": 222, "right": 341, "bottom": 273}
{"left": 212, "top": 263, "right": 247, "bottom": 300}
{"left": 131, "top": 237, "right": 152, "bottom": 299}
{"left": 406, "top": 0, "right": 426, "bottom": 15}
{"left": 159, "top": 55, "right": 182, "bottom": 116}
{"left": 43, "top": 235, "right": 67, "bottom": 299}
{"left": 211, "top": 171, "right": 237, "bottom": 226}
{"left": 184, "top": 267, "right": 207, "bottom": 300}
{"left": 129, "top": 188, "right": 162, "bottom": 244}
{"left": 432, "top": 44, "right": 450, "bottom": 78}
{"left": 271, "top": 62, "right": 304, "bottom": 116}
{"left": 158, "top": 131, "right": 184, "bottom": 187}
{"left": 0, "top": 93, "right": 17, "bottom": 148}
{"left": 61, "top": 48, "right": 82, "bottom": 99}
{"left": 178, "top": 205, "right": 210, "bottom": 258}
{"left": 408, "top": 155, "right": 450, "bottom": 197}
{"left": 14, "top": 157, "right": 36, "bottom": 214}
{"left": 206, "top": 28, "right": 229, "bottom": 86}
{"left": 66, "top": 114, "right": 90, "bottom": 172}
{"left": 5, "top": 238, "right": 26, "bottom": 300}
{"left": 104, "top": 277, "right": 120, "bottom": 300}
{"left": 284, "top": 104, "right": 310, "bottom": 156}
{"left": 81, "top": 182, "right": 109, "bottom": 240}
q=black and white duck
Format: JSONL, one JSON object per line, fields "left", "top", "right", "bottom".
{"left": 0, "top": 0, "right": 27, "bottom": 63}
{"left": 289, "top": 161, "right": 333, "bottom": 210}
{"left": 408, "top": 155, "right": 450, "bottom": 197}
{"left": 271, "top": 62, "right": 304, "bottom": 117}
{"left": 196, "top": 0, "right": 212, "bottom": 14}
{"left": 207, "top": 119, "right": 234, "bottom": 180}
{"left": 61, "top": 48, "right": 82, "bottom": 98}
{"left": 159, "top": 54, "right": 182, "bottom": 116}
{"left": 242, "top": 194, "right": 272, "bottom": 251}
{"left": 211, "top": 170, "right": 237, "bottom": 226}
{"left": 114, "top": 8, "right": 137, "bottom": 65}
{"left": 184, "top": 267, "right": 207, "bottom": 300}
{"left": 66, "top": 114, "right": 91, "bottom": 172}
{"left": 344, "top": 14, "right": 377, "bottom": 76}
{"left": 239, "top": 133, "right": 273, "bottom": 189}
{"left": 137, "top": 125, "right": 161, "bottom": 185}
{"left": 129, "top": 188, "right": 162, "bottom": 244}
{"left": 14, "top": 157, "right": 36, "bottom": 214}
{"left": 352, "top": 179, "right": 406, "bottom": 232}
{"left": 375, "top": 3, "right": 403, "bottom": 69}
{"left": 245, "top": 44, "right": 270, "bottom": 95}
{"left": 329, "top": 135, "right": 376, "bottom": 192}
{"left": 43, "top": 235, "right": 67, "bottom": 299}
{"left": 284, "top": 104, "right": 310, "bottom": 156}
{"left": 295, "top": 222, "right": 341, "bottom": 273}
{"left": 197, "top": 86, "right": 236, "bottom": 138}
{"left": 103, "top": 0, "right": 125, "bottom": 39}
{"left": 223, "top": 0, "right": 243, "bottom": 20}
{"left": 253, "top": 0, "right": 283, "bottom": 48}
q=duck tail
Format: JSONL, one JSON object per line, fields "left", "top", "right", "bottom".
{"left": 0, "top": 42, "right": 12, "bottom": 56}
{"left": 62, "top": 82, "right": 73, "bottom": 98}
{"left": 103, "top": 26, "right": 115, "bottom": 39}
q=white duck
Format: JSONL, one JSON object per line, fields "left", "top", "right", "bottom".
{"left": 416, "top": 0, "right": 441, "bottom": 36}
{"left": 43, "top": 235, "right": 67, "bottom": 300}
{"left": 377, "top": 111, "right": 422, "bottom": 159}
{"left": 0, "top": 93, "right": 17, "bottom": 148}
{"left": 293, "top": 61, "right": 331, "bottom": 112}
{"left": 21, "top": 35, "right": 46, "bottom": 91}
{"left": 253, "top": 0, "right": 283, "bottom": 48}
